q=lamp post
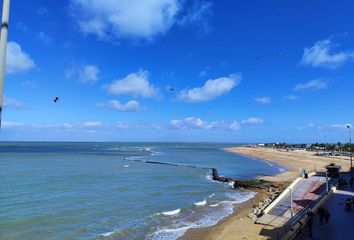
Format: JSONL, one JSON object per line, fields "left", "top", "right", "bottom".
{"left": 0, "top": 0, "right": 11, "bottom": 128}
{"left": 348, "top": 125, "right": 352, "bottom": 174}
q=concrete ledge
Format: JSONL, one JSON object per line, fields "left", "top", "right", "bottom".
{"left": 263, "top": 177, "right": 302, "bottom": 214}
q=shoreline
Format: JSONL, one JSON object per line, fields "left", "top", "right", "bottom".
{"left": 180, "top": 146, "right": 351, "bottom": 240}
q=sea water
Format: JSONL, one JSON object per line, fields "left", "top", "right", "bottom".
{"left": 0, "top": 142, "right": 286, "bottom": 239}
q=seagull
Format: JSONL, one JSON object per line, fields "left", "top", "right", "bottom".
{"left": 166, "top": 86, "right": 175, "bottom": 91}
{"left": 53, "top": 97, "right": 59, "bottom": 103}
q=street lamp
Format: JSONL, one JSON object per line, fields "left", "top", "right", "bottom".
{"left": 0, "top": 0, "right": 11, "bottom": 128}
{"left": 348, "top": 125, "right": 352, "bottom": 174}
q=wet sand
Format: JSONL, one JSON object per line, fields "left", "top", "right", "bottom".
{"left": 179, "top": 147, "right": 351, "bottom": 240}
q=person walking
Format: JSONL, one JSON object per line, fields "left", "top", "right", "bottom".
{"left": 318, "top": 207, "right": 325, "bottom": 226}
{"left": 307, "top": 211, "right": 314, "bottom": 237}
{"left": 324, "top": 209, "right": 331, "bottom": 225}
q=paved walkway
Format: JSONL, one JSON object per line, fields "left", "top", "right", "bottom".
{"left": 296, "top": 177, "right": 354, "bottom": 240}
{"left": 257, "top": 176, "right": 327, "bottom": 227}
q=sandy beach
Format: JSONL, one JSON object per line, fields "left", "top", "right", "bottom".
{"left": 180, "top": 146, "right": 351, "bottom": 240}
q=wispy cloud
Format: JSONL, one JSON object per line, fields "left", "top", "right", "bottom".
{"left": 178, "top": 74, "right": 241, "bottom": 103}
{"left": 301, "top": 38, "right": 354, "bottom": 68}
{"left": 104, "top": 70, "right": 160, "bottom": 98}
{"left": 178, "top": 0, "right": 213, "bottom": 33}
{"left": 3, "top": 96, "right": 26, "bottom": 109}
{"left": 283, "top": 95, "right": 298, "bottom": 101}
{"left": 69, "top": 0, "right": 212, "bottom": 41}
{"left": 36, "top": 31, "right": 52, "bottom": 45}
{"left": 329, "top": 123, "right": 352, "bottom": 129}
{"left": 65, "top": 64, "right": 99, "bottom": 84}
{"left": 241, "top": 117, "right": 263, "bottom": 125}
{"left": 6, "top": 42, "right": 35, "bottom": 74}
{"left": 96, "top": 100, "right": 142, "bottom": 112}
{"left": 168, "top": 117, "right": 240, "bottom": 131}
{"left": 254, "top": 96, "right": 271, "bottom": 104}
{"left": 294, "top": 79, "right": 327, "bottom": 91}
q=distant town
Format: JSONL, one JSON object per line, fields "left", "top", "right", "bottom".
{"left": 246, "top": 142, "right": 354, "bottom": 157}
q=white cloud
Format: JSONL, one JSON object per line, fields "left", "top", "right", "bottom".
{"left": 81, "top": 121, "right": 102, "bottom": 129}
{"left": 69, "top": 0, "right": 212, "bottom": 41}
{"left": 283, "top": 95, "right": 297, "bottom": 101}
{"left": 2, "top": 121, "right": 26, "bottom": 128}
{"left": 6, "top": 41, "right": 35, "bottom": 74}
{"left": 301, "top": 39, "right": 354, "bottom": 68}
{"left": 199, "top": 69, "right": 208, "bottom": 78}
{"left": 104, "top": 70, "right": 160, "bottom": 98}
{"left": 65, "top": 64, "right": 99, "bottom": 84}
{"left": 330, "top": 123, "right": 352, "bottom": 129}
{"left": 168, "top": 117, "right": 240, "bottom": 131}
{"left": 178, "top": 1, "right": 213, "bottom": 33}
{"left": 69, "top": 0, "right": 179, "bottom": 40}
{"left": 2, "top": 121, "right": 104, "bottom": 131}
{"left": 294, "top": 79, "right": 327, "bottom": 91}
{"left": 36, "top": 31, "right": 52, "bottom": 44}
{"left": 241, "top": 118, "right": 263, "bottom": 125}
{"left": 3, "top": 96, "right": 25, "bottom": 109}
{"left": 178, "top": 74, "right": 241, "bottom": 103}
{"left": 96, "top": 100, "right": 141, "bottom": 112}
{"left": 255, "top": 96, "right": 271, "bottom": 104}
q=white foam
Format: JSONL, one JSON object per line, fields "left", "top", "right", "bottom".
{"left": 161, "top": 226, "right": 191, "bottom": 233}
{"left": 101, "top": 230, "right": 115, "bottom": 237}
{"left": 227, "top": 181, "right": 235, "bottom": 188}
{"left": 123, "top": 164, "right": 130, "bottom": 168}
{"left": 194, "top": 199, "right": 207, "bottom": 206}
{"left": 209, "top": 203, "right": 220, "bottom": 207}
{"left": 161, "top": 208, "right": 181, "bottom": 216}
{"left": 208, "top": 193, "right": 215, "bottom": 198}
{"left": 149, "top": 191, "right": 257, "bottom": 240}
{"left": 151, "top": 151, "right": 163, "bottom": 156}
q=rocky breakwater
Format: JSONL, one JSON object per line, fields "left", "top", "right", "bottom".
{"left": 247, "top": 185, "right": 283, "bottom": 222}
{"left": 211, "top": 168, "right": 286, "bottom": 222}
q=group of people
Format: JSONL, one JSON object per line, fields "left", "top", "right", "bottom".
{"left": 306, "top": 207, "right": 331, "bottom": 237}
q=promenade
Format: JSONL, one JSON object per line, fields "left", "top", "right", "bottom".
{"left": 296, "top": 175, "right": 354, "bottom": 240}
{"left": 257, "top": 175, "right": 327, "bottom": 227}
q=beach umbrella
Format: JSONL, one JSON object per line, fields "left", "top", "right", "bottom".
{"left": 0, "top": 0, "right": 10, "bottom": 129}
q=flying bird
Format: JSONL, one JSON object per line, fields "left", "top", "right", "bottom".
{"left": 166, "top": 86, "right": 175, "bottom": 91}
{"left": 53, "top": 97, "right": 59, "bottom": 103}
{"left": 256, "top": 55, "right": 262, "bottom": 60}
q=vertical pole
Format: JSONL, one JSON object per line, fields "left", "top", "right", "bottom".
{"left": 290, "top": 188, "right": 293, "bottom": 218}
{"left": 0, "top": 0, "right": 11, "bottom": 128}
{"left": 326, "top": 171, "right": 329, "bottom": 193}
{"left": 349, "top": 126, "right": 352, "bottom": 175}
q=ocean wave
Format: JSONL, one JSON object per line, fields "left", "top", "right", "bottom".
{"left": 194, "top": 199, "right": 207, "bottom": 206}
{"left": 227, "top": 181, "right": 235, "bottom": 188}
{"left": 160, "top": 208, "right": 181, "bottom": 216}
{"left": 123, "top": 164, "right": 130, "bottom": 168}
{"left": 101, "top": 230, "right": 115, "bottom": 237}
{"left": 149, "top": 225, "right": 193, "bottom": 240}
{"left": 151, "top": 151, "right": 163, "bottom": 156}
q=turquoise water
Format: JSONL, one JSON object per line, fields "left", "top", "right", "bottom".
{"left": 0, "top": 142, "right": 286, "bottom": 239}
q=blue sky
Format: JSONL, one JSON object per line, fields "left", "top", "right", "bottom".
{"left": 1, "top": 0, "right": 354, "bottom": 142}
